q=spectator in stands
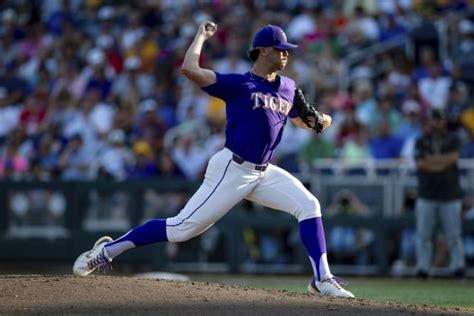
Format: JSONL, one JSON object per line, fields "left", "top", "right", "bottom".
{"left": 351, "top": 58, "right": 373, "bottom": 81}
{"left": 170, "top": 133, "right": 208, "bottom": 180}
{"left": 34, "top": 134, "right": 61, "bottom": 178}
{"left": 176, "top": 84, "right": 212, "bottom": 123}
{"left": 452, "top": 19, "right": 474, "bottom": 69}
{"left": 156, "top": 151, "right": 185, "bottom": 178}
{"left": 59, "top": 134, "right": 90, "bottom": 180}
{"left": 396, "top": 100, "right": 422, "bottom": 143}
{"left": 286, "top": 5, "right": 318, "bottom": 43}
{"left": 343, "top": 6, "right": 380, "bottom": 49}
{"left": 19, "top": 94, "right": 48, "bottom": 137}
{"left": 113, "top": 98, "right": 136, "bottom": 138}
{"left": 298, "top": 133, "right": 337, "bottom": 169}
{"left": 384, "top": 49, "right": 412, "bottom": 102}
{"left": 45, "top": 0, "right": 76, "bottom": 37}
{"left": 50, "top": 62, "right": 82, "bottom": 100}
{"left": 111, "top": 56, "right": 154, "bottom": 101}
{"left": 85, "top": 87, "right": 116, "bottom": 139}
{"left": 96, "top": 129, "right": 134, "bottom": 181}
{"left": 461, "top": 131, "right": 474, "bottom": 159}
{"left": 85, "top": 56, "right": 114, "bottom": 101}
{"left": 96, "top": 34, "right": 123, "bottom": 74}
{"left": 417, "top": 63, "right": 451, "bottom": 110}
{"left": 0, "top": 141, "right": 29, "bottom": 179}
{"left": 18, "top": 23, "right": 47, "bottom": 63}
{"left": 336, "top": 102, "right": 363, "bottom": 147}
{"left": 379, "top": 13, "right": 407, "bottom": 42}
{"left": 369, "top": 119, "right": 403, "bottom": 160}
{"left": 402, "top": 81, "right": 431, "bottom": 117}
{"left": 0, "top": 60, "right": 28, "bottom": 106}
{"left": 310, "top": 41, "right": 342, "bottom": 93}
{"left": 460, "top": 99, "right": 474, "bottom": 138}
{"left": 0, "top": 87, "right": 20, "bottom": 144}
{"left": 0, "top": 21, "right": 21, "bottom": 67}
{"left": 369, "top": 95, "right": 401, "bottom": 135}
{"left": 127, "top": 141, "right": 157, "bottom": 179}
{"left": 413, "top": 46, "right": 447, "bottom": 82}
{"left": 340, "top": 125, "right": 371, "bottom": 164}
{"left": 149, "top": 82, "right": 178, "bottom": 129}
{"left": 119, "top": 12, "right": 144, "bottom": 52}
{"left": 397, "top": 100, "right": 424, "bottom": 166}
{"left": 213, "top": 37, "right": 251, "bottom": 74}
{"left": 75, "top": 48, "right": 115, "bottom": 100}
{"left": 446, "top": 81, "right": 470, "bottom": 135}
{"left": 414, "top": 109, "right": 465, "bottom": 278}
{"left": 6, "top": 127, "right": 30, "bottom": 158}
{"left": 133, "top": 98, "right": 167, "bottom": 152}
{"left": 137, "top": 29, "right": 160, "bottom": 71}
{"left": 353, "top": 80, "right": 377, "bottom": 126}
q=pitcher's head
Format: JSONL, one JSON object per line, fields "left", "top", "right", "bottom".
{"left": 248, "top": 25, "right": 297, "bottom": 69}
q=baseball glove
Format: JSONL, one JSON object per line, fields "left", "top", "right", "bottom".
{"left": 293, "top": 88, "right": 324, "bottom": 133}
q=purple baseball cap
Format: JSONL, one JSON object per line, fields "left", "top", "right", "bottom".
{"left": 252, "top": 25, "right": 298, "bottom": 50}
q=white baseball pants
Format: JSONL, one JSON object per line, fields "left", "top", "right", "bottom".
{"left": 166, "top": 148, "right": 322, "bottom": 242}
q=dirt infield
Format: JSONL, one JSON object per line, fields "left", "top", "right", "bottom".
{"left": 0, "top": 275, "right": 468, "bottom": 315}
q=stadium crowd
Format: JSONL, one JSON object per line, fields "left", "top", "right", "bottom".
{"left": 0, "top": 0, "right": 473, "bottom": 183}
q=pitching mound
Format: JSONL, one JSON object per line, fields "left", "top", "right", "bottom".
{"left": 0, "top": 275, "right": 466, "bottom": 315}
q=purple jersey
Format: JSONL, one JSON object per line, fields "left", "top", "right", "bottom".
{"left": 202, "top": 71, "right": 297, "bottom": 164}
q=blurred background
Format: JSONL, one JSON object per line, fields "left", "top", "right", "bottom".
{"left": 0, "top": 0, "right": 473, "bottom": 279}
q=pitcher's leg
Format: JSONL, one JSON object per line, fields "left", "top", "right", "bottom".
{"left": 165, "top": 166, "right": 253, "bottom": 243}
{"left": 299, "top": 217, "right": 331, "bottom": 281}
{"left": 415, "top": 198, "right": 436, "bottom": 274}
{"left": 439, "top": 200, "right": 465, "bottom": 272}
{"left": 246, "top": 165, "right": 321, "bottom": 220}
{"left": 246, "top": 165, "right": 331, "bottom": 280}
{"left": 104, "top": 219, "right": 168, "bottom": 258}
{"left": 105, "top": 157, "right": 258, "bottom": 259}
{"left": 246, "top": 165, "right": 353, "bottom": 297}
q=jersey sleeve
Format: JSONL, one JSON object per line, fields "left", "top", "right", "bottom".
{"left": 201, "top": 72, "right": 241, "bottom": 101}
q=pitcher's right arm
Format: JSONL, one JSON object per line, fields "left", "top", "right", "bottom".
{"left": 181, "top": 21, "right": 217, "bottom": 87}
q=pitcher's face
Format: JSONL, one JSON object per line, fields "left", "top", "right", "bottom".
{"left": 260, "top": 47, "right": 289, "bottom": 71}
{"left": 271, "top": 48, "right": 289, "bottom": 70}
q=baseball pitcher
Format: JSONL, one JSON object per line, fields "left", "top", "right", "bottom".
{"left": 73, "top": 22, "right": 354, "bottom": 298}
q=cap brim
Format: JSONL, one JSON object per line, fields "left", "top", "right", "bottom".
{"left": 274, "top": 42, "right": 298, "bottom": 50}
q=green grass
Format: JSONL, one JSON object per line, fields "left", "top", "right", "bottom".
{"left": 190, "top": 274, "right": 474, "bottom": 310}
{"left": 261, "top": 278, "right": 474, "bottom": 310}
{"left": 345, "top": 278, "right": 474, "bottom": 310}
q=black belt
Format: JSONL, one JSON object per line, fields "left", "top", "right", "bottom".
{"left": 232, "top": 154, "right": 268, "bottom": 171}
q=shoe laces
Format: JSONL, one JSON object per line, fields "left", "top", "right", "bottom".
{"left": 322, "top": 276, "right": 348, "bottom": 290}
{"left": 87, "top": 249, "right": 112, "bottom": 273}
{"left": 332, "top": 276, "right": 348, "bottom": 286}
{"left": 324, "top": 278, "right": 342, "bottom": 290}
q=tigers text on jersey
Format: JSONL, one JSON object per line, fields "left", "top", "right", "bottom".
{"left": 202, "top": 71, "right": 297, "bottom": 164}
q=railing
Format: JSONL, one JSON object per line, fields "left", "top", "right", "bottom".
{"left": 338, "top": 34, "right": 409, "bottom": 91}
{"left": 0, "top": 159, "right": 473, "bottom": 276}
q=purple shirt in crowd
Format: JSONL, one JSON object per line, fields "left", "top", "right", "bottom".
{"left": 202, "top": 71, "right": 297, "bottom": 164}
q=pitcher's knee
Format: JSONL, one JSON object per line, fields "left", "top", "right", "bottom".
{"left": 296, "top": 197, "right": 321, "bottom": 221}
{"left": 166, "top": 222, "right": 207, "bottom": 243}
{"left": 168, "top": 230, "right": 192, "bottom": 242}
